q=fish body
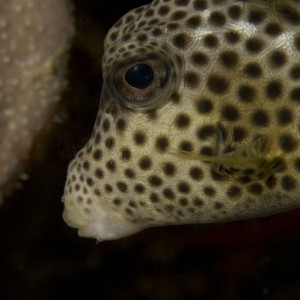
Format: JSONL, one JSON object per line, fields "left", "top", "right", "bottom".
{"left": 63, "top": 0, "right": 300, "bottom": 240}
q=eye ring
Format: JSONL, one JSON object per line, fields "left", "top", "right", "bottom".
{"left": 104, "top": 43, "right": 182, "bottom": 112}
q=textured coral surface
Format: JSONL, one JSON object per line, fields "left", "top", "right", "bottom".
{"left": 0, "top": 0, "right": 73, "bottom": 200}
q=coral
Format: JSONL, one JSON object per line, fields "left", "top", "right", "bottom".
{"left": 0, "top": 0, "right": 73, "bottom": 201}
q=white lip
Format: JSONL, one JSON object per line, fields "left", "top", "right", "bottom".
{"left": 62, "top": 194, "right": 144, "bottom": 241}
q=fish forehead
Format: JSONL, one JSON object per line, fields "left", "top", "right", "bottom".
{"left": 63, "top": 0, "right": 300, "bottom": 241}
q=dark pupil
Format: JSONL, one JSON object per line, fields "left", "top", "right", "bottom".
{"left": 125, "top": 63, "right": 154, "bottom": 89}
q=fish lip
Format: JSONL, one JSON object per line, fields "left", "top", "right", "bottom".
{"left": 62, "top": 193, "right": 144, "bottom": 241}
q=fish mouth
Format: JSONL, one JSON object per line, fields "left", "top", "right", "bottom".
{"left": 62, "top": 191, "right": 144, "bottom": 241}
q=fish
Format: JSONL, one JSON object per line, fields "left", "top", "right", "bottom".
{"left": 0, "top": 0, "right": 73, "bottom": 202}
{"left": 62, "top": 0, "right": 300, "bottom": 241}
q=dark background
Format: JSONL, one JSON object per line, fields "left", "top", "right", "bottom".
{"left": 1, "top": 1, "right": 300, "bottom": 299}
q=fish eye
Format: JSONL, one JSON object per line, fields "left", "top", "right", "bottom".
{"left": 104, "top": 44, "right": 182, "bottom": 112}
{"left": 125, "top": 63, "right": 154, "bottom": 89}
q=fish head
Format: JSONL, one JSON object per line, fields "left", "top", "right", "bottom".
{"left": 63, "top": 0, "right": 300, "bottom": 240}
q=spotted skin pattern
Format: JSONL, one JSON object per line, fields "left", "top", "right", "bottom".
{"left": 63, "top": 0, "right": 300, "bottom": 241}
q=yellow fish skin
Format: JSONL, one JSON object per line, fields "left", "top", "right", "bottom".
{"left": 63, "top": 0, "right": 300, "bottom": 241}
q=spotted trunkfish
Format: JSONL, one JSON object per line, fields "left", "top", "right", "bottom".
{"left": 63, "top": 0, "right": 300, "bottom": 241}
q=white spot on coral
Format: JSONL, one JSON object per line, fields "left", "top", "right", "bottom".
{"left": 2, "top": 55, "right": 11, "bottom": 63}
{"left": 3, "top": 109, "right": 15, "bottom": 117}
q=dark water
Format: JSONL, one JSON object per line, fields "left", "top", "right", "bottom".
{"left": 1, "top": 1, "right": 300, "bottom": 299}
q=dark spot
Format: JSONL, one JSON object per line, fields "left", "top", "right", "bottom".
{"left": 233, "top": 126, "right": 247, "bottom": 142}
{"left": 137, "top": 34, "right": 147, "bottom": 42}
{"left": 175, "top": 0, "right": 190, "bottom": 6}
{"left": 247, "top": 183, "right": 263, "bottom": 195}
{"left": 290, "top": 87, "right": 300, "bottom": 102}
{"left": 190, "top": 167, "right": 203, "bottom": 181}
{"left": 124, "top": 168, "right": 135, "bottom": 179}
{"left": 224, "top": 30, "right": 240, "bottom": 44}
{"left": 148, "top": 175, "right": 163, "bottom": 187}
{"left": 139, "top": 156, "right": 152, "bottom": 170}
{"left": 105, "top": 184, "right": 113, "bottom": 193}
{"left": 83, "top": 161, "right": 90, "bottom": 171}
{"left": 109, "top": 32, "right": 118, "bottom": 42}
{"left": 248, "top": 9, "right": 266, "bottom": 24}
{"left": 191, "top": 51, "right": 209, "bottom": 66}
{"left": 251, "top": 110, "right": 269, "bottom": 127}
{"left": 268, "top": 50, "right": 287, "bottom": 68}
{"left": 95, "top": 168, "right": 104, "bottom": 179}
{"left": 162, "top": 162, "right": 176, "bottom": 176}
{"left": 207, "top": 74, "right": 229, "bottom": 94}
{"left": 265, "top": 175, "right": 277, "bottom": 189}
{"left": 243, "top": 63, "right": 262, "bottom": 78}
{"left": 214, "top": 202, "right": 223, "bottom": 209}
{"left": 186, "top": 16, "right": 202, "bottom": 28}
{"left": 156, "top": 136, "right": 169, "bottom": 152}
{"left": 152, "top": 28, "right": 162, "bottom": 37}
{"left": 134, "top": 131, "right": 146, "bottom": 145}
{"left": 227, "top": 186, "right": 241, "bottom": 198}
{"left": 179, "top": 197, "right": 188, "bottom": 206}
{"left": 177, "top": 182, "right": 190, "bottom": 194}
{"left": 193, "top": 197, "right": 204, "bottom": 207}
{"left": 113, "top": 198, "right": 122, "bottom": 206}
{"left": 200, "top": 146, "right": 213, "bottom": 156}
{"left": 264, "top": 22, "right": 282, "bottom": 36}
{"left": 86, "top": 177, "right": 94, "bottom": 187}
{"left": 94, "top": 189, "right": 100, "bottom": 196}
{"left": 94, "top": 133, "right": 101, "bottom": 145}
{"left": 117, "top": 182, "right": 128, "bottom": 193}
{"left": 106, "top": 160, "right": 116, "bottom": 172}
{"left": 266, "top": 80, "right": 282, "bottom": 100}
{"left": 290, "top": 65, "right": 300, "bottom": 80}
{"left": 278, "top": 133, "right": 298, "bottom": 152}
{"left": 121, "top": 148, "right": 131, "bottom": 161}
{"left": 193, "top": 0, "right": 207, "bottom": 11}
{"left": 208, "top": 11, "right": 226, "bottom": 26}
{"left": 128, "top": 201, "right": 137, "bottom": 208}
{"left": 279, "top": 5, "right": 300, "bottom": 25}
{"left": 184, "top": 72, "right": 201, "bottom": 88}
{"left": 122, "top": 34, "right": 132, "bottom": 42}
{"left": 163, "top": 188, "right": 175, "bottom": 200}
{"left": 203, "top": 34, "right": 219, "bottom": 48}
{"left": 125, "top": 15, "right": 134, "bottom": 24}
{"left": 125, "top": 207, "right": 133, "bottom": 216}
{"left": 245, "top": 37, "right": 264, "bottom": 53}
{"left": 221, "top": 104, "right": 240, "bottom": 122}
{"left": 158, "top": 5, "right": 170, "bottom": 16}
{"left": 219, "top": 50, "right": 239, "bottom": 69}
{"left": 281, "top": 175, "right": 296, "bottom": 191}
{"left": 172, "top": 33, "right": 191, "bottom": 49}
{"left": 175, "top": 113, "right": 190, "bottom": 129}
{"left": 238, "top": 84, "right": 256, "bottom": 102}
{"left": 196, "top": 124, "right": 215, "bottom": 140}
{"left": 102, "top": 119, "right": 110, "bottom": 132}
{"left": 170, "top": 92, "right": 181, "bottom": 104}
{"left": 294, "top": 34, "right": 300, "bottom": 52}
{"left": 276, "top": 108, "right": 293, "bottom": 125}
{"left": 196, "top": 97, "right": 213, "bottom": 114}
{"left": 204, "top": 186, "right": 215, "bottom": 197}
{"left": 294, "top": 158, "right": 300, "bottom": 173}
{"left": 228, "top": 4, "right": 242, "bottom": 20}
{"left": 134, "top": 184, "right": 145, "bottom": 194}
{"left": 116, "top": 119, "right": 126, "bottom": 130}
{"left": 171, "top": 10, "right": 188, "bottom": 20}
{"left": 179, "top": 141, "right": 193, "bottom": 152}
{"left": 167, "top": 23, "right": 179, "bottom": 31}
{"left": 150, "top": 193, "right": 160, "bottom": 203}
{"left": 105, "top": 137, "right": 115, "bottom": 149}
